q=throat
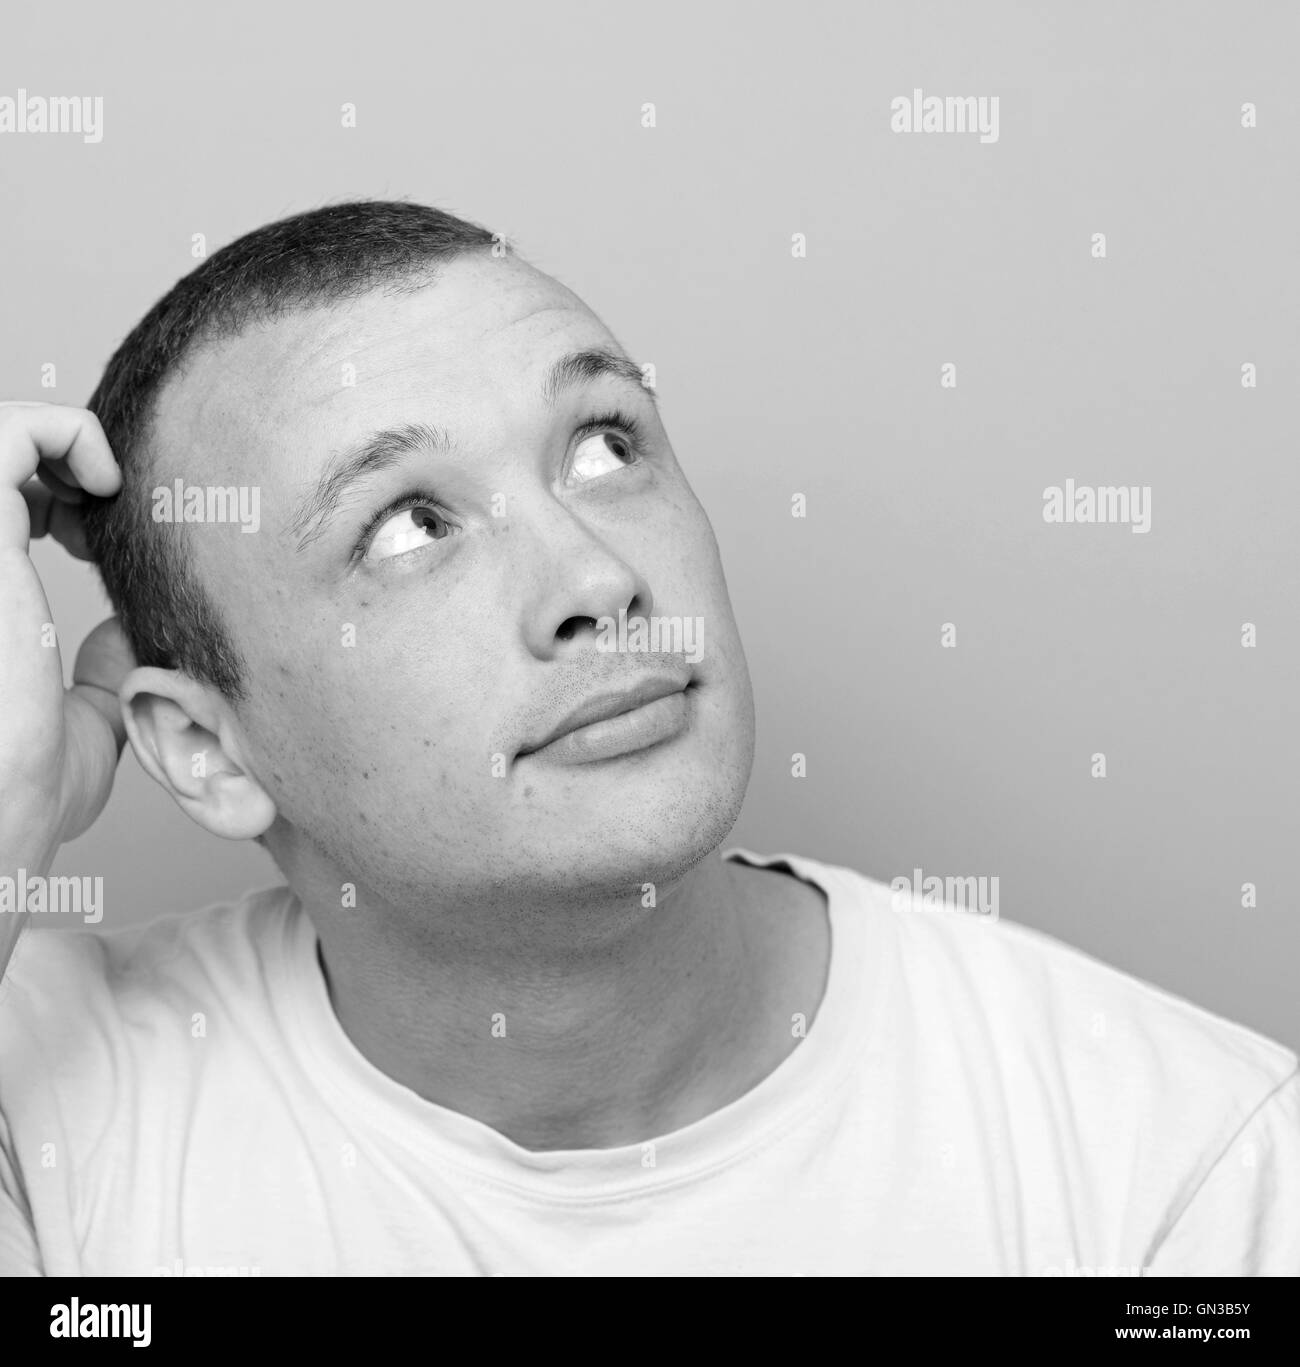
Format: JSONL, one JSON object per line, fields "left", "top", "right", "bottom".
{"left": 308, "top": 854, "right": 831, "bottom": 1151}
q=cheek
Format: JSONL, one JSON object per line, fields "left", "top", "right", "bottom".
{"left": 251, "top": 608, "right": 513, "bottom": 819}
{"left": 660, "top": 488, "right": 727, "bottom": 587}
{"left": 244, "top": 659, "right": 513, "bottom": 889}
{"left": 241, "top": 628, "right": 451, "bottom": 798}
{"left": 657, "top": 504, "right": 743, "bottom": 651}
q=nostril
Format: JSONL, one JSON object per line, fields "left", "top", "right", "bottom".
{"left": 556, "top": 616, "right": 598, "bottom": 643}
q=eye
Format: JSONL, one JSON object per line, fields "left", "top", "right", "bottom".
{"left": 570, "top": 428, "right": 639, "bottom": 483}
{"left": 364, "top": 499, "right": 455, "bottom": 562}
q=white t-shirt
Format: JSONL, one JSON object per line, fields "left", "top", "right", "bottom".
{"left": 0, "top": 850, "right": 1296, "bottom": 1277}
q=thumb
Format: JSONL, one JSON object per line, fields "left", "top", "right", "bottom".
{"left": 70, "top": 616, "right": 135, "bottom": 754}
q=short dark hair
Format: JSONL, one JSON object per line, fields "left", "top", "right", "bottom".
{"left": 82, "top": 200, "right": 499, "bottom": 699}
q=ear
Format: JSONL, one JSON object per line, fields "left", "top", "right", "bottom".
{"left": 120, "top": 666, "right": 277, "bottom": 840}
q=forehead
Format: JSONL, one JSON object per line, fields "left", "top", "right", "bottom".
{"left": 149, "top": 254, "right": 616, "bottom": 486}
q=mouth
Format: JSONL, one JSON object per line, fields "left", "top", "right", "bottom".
{"left": 516, "top": 677, "right": 694, "bottom": 765}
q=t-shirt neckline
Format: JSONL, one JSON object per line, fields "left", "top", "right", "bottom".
{"left": 275, "top": 848, "right": 874, "bottom": 1203}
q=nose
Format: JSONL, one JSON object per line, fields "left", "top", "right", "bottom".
{"left": 517, "top": 504, "right": 653, "bottom": 662}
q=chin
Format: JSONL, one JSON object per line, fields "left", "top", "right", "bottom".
{"left": 515, "top": 762, "right": 751, "bottom": 900}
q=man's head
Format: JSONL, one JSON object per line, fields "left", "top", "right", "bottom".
{"left": 83, "top": 201, "right": 756, "bottom": 917}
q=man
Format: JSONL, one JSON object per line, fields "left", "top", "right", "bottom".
{"left": 0, "top": 202, "right": 1295, "bottom": 1276}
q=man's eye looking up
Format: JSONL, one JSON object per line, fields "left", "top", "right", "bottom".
{"left": 366, "top": 502, "right": 454, "bottom": 561}
{"left": 569, "top": 429, "right": 637, "bottom": 483}
{"left": 362, "top": 423, "right": 642, "bottom": 563}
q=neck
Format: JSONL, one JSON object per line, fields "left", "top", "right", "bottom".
{"left": 291, "top": 851, "right": 830, "bottom": 1150}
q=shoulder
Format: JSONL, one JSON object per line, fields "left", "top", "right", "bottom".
{"left": 813, "top": 854, "right": 1294, "bottom": 1092}
{"left": 0, "top": 886, "right": 299, "bottom": 1134}
{"left": 1, "top": 883, "right": 297, "bottom": 1017}
{"left": 777, "top": 853, "right": 1297, "bottom": 1208}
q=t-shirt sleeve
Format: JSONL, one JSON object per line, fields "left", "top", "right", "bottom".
{"left": 0, "top": 1109, "right": 43, "bottom": 1276}
{"left": 1146, "top": 1069, "right": 1300, "bottom": 1276}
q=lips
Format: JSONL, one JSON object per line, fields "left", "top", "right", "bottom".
{"left": 517, "top": 676, "right": 692, "bottom": 762}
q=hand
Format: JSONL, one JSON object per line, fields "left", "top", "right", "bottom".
{"left": 0, "top": 403, "right": 134, "bottom": 968}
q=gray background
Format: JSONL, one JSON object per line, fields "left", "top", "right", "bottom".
{"left": 4, "top": 1, "right": 1296, "bottom": 1048}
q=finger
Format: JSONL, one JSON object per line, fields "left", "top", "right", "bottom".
{"left": 47, "top": 497, "right": 94, "bottom": 561}
{"left": 0, "top": 408, "right": 118, "bottom": 558}
{"left": 35, "top": 461, "right": 88, "bottom": 504}
{"left": 20, "top": 478, "right": 54, "bottom": 540}
{"left": 22, "top": 479, "right": 95, "bottom": 560}
{"left": 0, "top": 405, "right": 121, "bottom": 499}
{"left": 71, "top": 617, "right": 134, "bottom": 757}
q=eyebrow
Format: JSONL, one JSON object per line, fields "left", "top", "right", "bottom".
{"left": 289, "top": 347, "right": 656, "bottom": 553}
{"left": 289, "top": 422, "right": 449, "bottom": 552}
{"left": 542, "top": 347, "right": 658, "bottom": 408}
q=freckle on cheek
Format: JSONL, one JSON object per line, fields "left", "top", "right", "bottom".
{"left": 523, "top": 785, "right": 535, "bottom": 799}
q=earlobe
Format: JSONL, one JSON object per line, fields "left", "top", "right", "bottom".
{"left": 120, "top": 666, "right": 277, "bottom": 840}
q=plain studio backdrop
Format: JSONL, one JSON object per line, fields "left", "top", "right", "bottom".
{"left": 3, "top": 1, "right": 1296, "bottom": 1050}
